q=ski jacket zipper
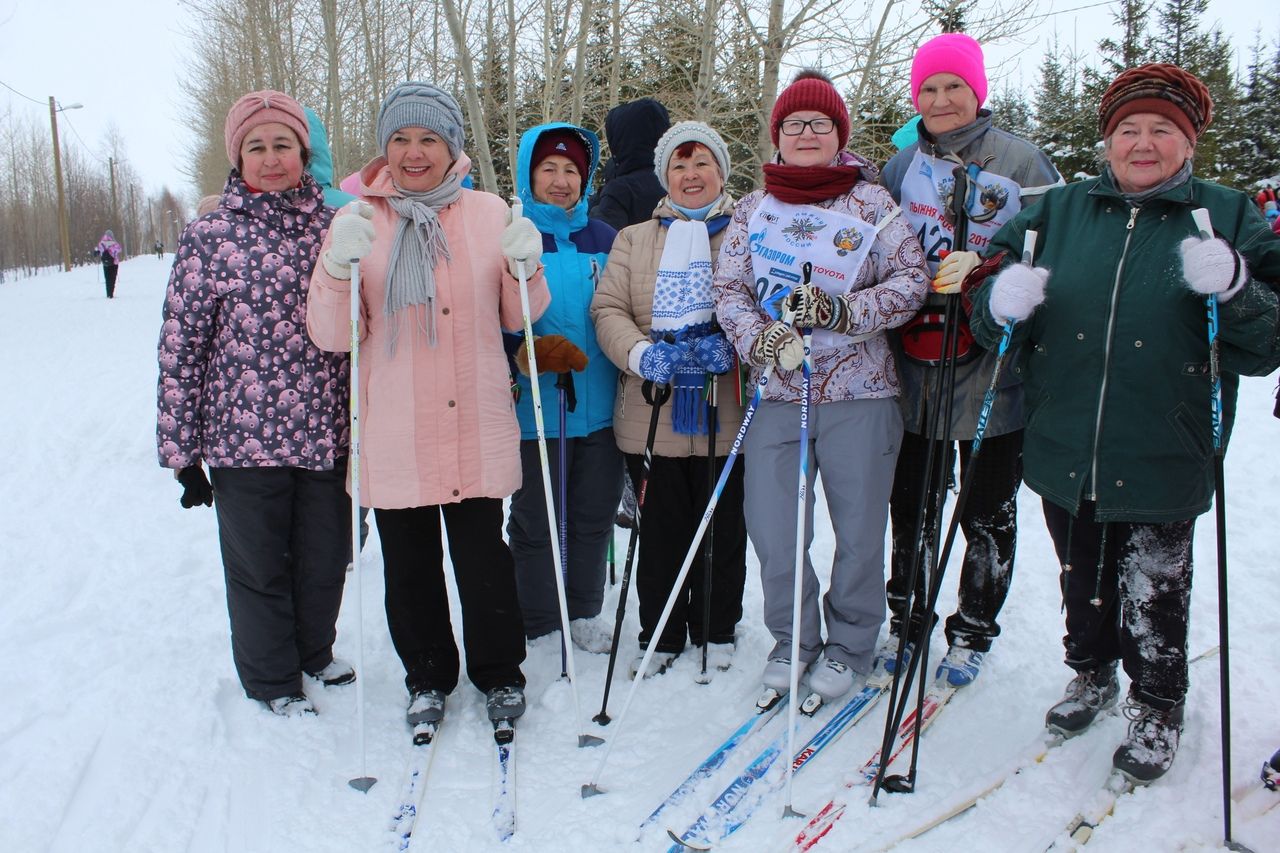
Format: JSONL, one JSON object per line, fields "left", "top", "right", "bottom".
{"left": 1087, "top": 205, "right": 1140, "bottom": 501}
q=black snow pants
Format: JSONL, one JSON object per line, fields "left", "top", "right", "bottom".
{"left": 625, "top": 452, "right": 747, "bottom": 654}
{"left": 1042, "top": 499, "right": 1195, "bottom": 710}
{"left": 376, "top": 498, "right": 527, "bottom": 696}
{"left": 887, "top": 429, "right": 1022, "bottom": 652}
{"left": 210, "top": 463, "right": 350, "bottom": 702}
{"left": 103, "top": 262, "right": 118, "bottom": 298}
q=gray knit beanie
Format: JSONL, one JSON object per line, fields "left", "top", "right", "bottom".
{"left": 653, "top": 121, "right": 731, "bottom": 191}
{"left": 376, "top": 82, "right": 466, "bottom": 157}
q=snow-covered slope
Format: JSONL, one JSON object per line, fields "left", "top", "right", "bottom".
{"left": 1, "top": 260, "right": 1276, "bottom": 853}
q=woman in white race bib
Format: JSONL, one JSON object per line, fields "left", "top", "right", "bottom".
{"left": 713, "top": 70, "right": 929, "bottom": 705}
{"left": 879, "top": 33, "right": 1062, "bottom": 689}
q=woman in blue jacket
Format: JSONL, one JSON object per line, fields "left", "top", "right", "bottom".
{"left": 508, "top": 123, "right": 622, "bottom": 651}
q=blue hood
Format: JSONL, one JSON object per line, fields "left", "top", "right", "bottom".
{"left": 305, "top": 107, "right": 357, "bottom": 209}
{"left": 515, "top": 122, "right": 600, "bottom": 242}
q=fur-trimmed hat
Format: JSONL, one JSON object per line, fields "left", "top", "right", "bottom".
{"left": 224, "top": 90, "right": 310, "bottom": 166}
{"left": 1098, "top": 63, "right": 1213, "bottom": 142}
{"left": 769, "top": 70, "right": 850, "bottom": 149}
{"left": 653, "top": 121, "right": 731, "bottom": 190}
{"left": 376, "top": 82, "right": 466, "bottom": 157}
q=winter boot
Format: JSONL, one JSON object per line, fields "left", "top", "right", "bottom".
{"left": 306, "top": 657, "right": 356, "bottom": 687}
{"left": 873, "top": 634, "right": 915, "bottom": 677}
{"left": 1045, "top": 662, "right": 1120, "bottom": 737}
{"left": 406, "top": 688, "right": 447, "bottom": 726}
{"left": 630, "top": 648, "right": 678, "bottom": 679}
{"left": 570, "top": 616, "right": 613, "bottom": 654}
{"left": 266, "top": 693, "right": 316, "bottom": 717}
{"left": 485, "top": 685, "right": 526, "bottom": 722}
{"left": 807, "top": 657, "right": 866, "bottom": 703}
{"left": 701, "top": 642, "right": 735, "bottom": 673}
{"left": 935, "top": 646, "right": 985, "bottom": 687}
{"left": 761, "top": 657, "right": 810, "bottom": 692}
{"left": 1263, "top": 747, "right": 1280, "bottom": 791}
{"left": 1112, "top": 696, "right": 1184, "bottom": 784}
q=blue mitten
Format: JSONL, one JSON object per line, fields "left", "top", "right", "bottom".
{"left": 690, "top": 333, "right": 736, "bottom": 375}
{"left": 638, "top": 341, "right": 687, "bottom": 384}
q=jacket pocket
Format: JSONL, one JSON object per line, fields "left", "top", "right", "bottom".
{"left": 1167, "top": 401, "right": 1211, "bottom": 459}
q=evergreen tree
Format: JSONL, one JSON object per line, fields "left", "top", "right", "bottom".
{"left": 1032, "top": 39, "right": 1098, "bottom": 179}
{"left": 989, "top": 85, "right": 1034, "bottom": 141}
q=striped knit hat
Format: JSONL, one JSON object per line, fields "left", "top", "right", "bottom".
{"left": 376, "top": 82, "right": 466, "bottom": 157}
{"left": 1098, "top": 63, "right": 1213, "bottom": 142}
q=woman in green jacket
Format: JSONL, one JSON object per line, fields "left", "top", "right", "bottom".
{"left": 968, "top": 63, "right": 1280, "bottom": 783}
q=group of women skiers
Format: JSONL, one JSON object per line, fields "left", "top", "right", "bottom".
{"left": 155, "top": 31, "right": 1280, "bottom": 786}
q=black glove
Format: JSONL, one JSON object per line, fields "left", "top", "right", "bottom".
{"left": 177, "top": 465, "right": 213, "bottom": 508}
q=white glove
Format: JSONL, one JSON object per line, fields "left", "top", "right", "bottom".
{"left": 989, "top": 263, "right": 1050, "bottom": 324}
{"left": 1180, "top": 236, "right": 1247, "bottom": 303}
{"left": 750, "top": 321, "right": 805, "bottom": 370}
{"left": 322, "top": 202, "right": 376, "bottom": 279}
{"left": 932, "top": 250, "right": 980, "bottom": 294}
{"left": 501, "top": 215, "right": 542, "bottom": 278}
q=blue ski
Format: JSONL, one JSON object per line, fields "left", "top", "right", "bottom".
{"left": 666, "top": 681, "right": 888, "bottom": 851}
{"left": 639, "top": 692, "right": 788, "bottom": 835}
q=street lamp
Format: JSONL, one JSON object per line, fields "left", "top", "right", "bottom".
{"left": 48, "top": 97, "right": 83, "bottom": 272}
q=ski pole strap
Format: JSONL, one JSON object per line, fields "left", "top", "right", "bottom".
{"left": 556, "top": 370, "right": 578, "bottom": 413}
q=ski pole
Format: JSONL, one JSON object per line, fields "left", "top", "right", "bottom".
{"left": 594, "top": 378, "right": 671, "bottom": 725}
{"left": 784, "top": 263, "right": 815, "bottom": 818}
{"left": 584, "top": 306, "right": 798, "bottom": 798}
{"left": 696, "top": 368, "right": 718, "bottom": 685}
{"left": 1192, "top": 207, "right": 1242, "bottom": 851}
{"left": 556, "top": 371, "right": 572, "bottom": 679}
{"left": 871, "top": 284, "right": 962, "bottom": 804}
{"left": 608, "top": 534, "right": 616, "bottom": 586}
{"left": 886, "top": 229, "right": 1039, "bottom": 795}
{"left": 511, "top": 200, "right": 602, "bottom": 749}
{"left": 346, "top": 258, "right": 375, "bottom": 793}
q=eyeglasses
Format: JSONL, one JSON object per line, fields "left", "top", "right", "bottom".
{"left": 779, "top": 118, "right": 835, "bottom": 136}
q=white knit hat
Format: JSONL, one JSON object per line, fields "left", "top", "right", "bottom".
{"left": 653, "top": 121, "right": 731, "bottom": 191}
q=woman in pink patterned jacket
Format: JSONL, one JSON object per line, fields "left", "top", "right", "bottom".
{"left": 713, "top": 70, "right": 928, "bottom": 707}
{"left": 157, "top": 90, "right": 353, "bottom": 717}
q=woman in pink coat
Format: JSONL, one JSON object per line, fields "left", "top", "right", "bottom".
{"left": 307, "top": 82, "right": 549, "bottom": 731}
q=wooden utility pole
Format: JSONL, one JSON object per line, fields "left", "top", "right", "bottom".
{"left": 49, "top": 96, "right": 72, "bottom": 272}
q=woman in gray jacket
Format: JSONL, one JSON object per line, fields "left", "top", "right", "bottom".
{"left": 879, "top": 33, "right": 1062, "bottom": 687}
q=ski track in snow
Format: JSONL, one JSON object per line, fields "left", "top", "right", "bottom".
{"left": 1, "top": 260, "right": 1276, "bottom": 853}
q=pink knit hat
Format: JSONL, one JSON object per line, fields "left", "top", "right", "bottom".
{"left": 224, "top": 90, "right": 310, "bottom": 166}
{"left": 911, "top": 33, "right": 988, "bottom": 111}
{"left": 770, "top": 70, "right": 850, "bottom": 149}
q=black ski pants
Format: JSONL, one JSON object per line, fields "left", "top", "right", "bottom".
{"left": 103, "top": 262, "right": 118, "bottom": 298}
{"left": 1042, "top": 500, "right": 1195, "bottom": 709}
{"left": 210, "top": 464, "right": 350, "bottom": 702}
{"left": 625, "top": 452, "right": 747, "bottom": 654}
{"left": 508, "top": 427, "right": 624, "bottom": 638}
{"left": 887, "top": 429, "right": 1022, "bottom": 652}
{"left": 376, "top": 498, "right": 526, "bottom": 696}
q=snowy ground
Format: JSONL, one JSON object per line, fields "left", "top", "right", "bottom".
{"left": 1, "top": 258, "right": 1276, "bottom": 853}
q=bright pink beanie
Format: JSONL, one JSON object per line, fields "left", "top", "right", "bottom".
{"left": 224, "top": 90, "right": 310, "bottom": 166}
{"left": 911, "top": 33, "right": 988, "bottom": 111}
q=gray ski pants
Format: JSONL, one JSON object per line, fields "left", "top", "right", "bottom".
{"left": 745, "top": 398, "right": 902, "bottom": 675}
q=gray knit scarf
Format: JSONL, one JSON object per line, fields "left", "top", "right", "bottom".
{"left": 384, "top": 174, "right": 462, "bottom": 353}
{"left": 1111, "top": 159, "right": 1193, "bottom": 206}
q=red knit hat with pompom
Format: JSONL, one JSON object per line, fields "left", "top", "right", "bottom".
{"left": 770, "top": 70, "right": 850, "bottom": 149}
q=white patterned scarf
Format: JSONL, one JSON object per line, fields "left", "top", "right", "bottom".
{"left": 652, "top": 219, "right": 715, "bottom": 434}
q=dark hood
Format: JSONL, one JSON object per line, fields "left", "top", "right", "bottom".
{"left": 603, "top": 98, "right": 670, "bottom": 175}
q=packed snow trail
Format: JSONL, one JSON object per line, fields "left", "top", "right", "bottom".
{"left": 0, "top": 259, "right": 1276, "bottom": 852}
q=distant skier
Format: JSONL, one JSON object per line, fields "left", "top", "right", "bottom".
{"left": 94, "top": 230, "right": 122, "bottom": 298}
{"left": 153, "top": 240, "right": 163, "bottom": 259}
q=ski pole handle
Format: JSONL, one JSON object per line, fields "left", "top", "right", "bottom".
{"left": 1020, "top": 229, "right": 1038, "bottom": 266}
{"left": 1191, "top": 208, "right": 1213, "bottom": 241}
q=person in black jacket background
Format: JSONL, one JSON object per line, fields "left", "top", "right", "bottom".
{"left": 588, "top": 98, "right": 670, "bottom": 231}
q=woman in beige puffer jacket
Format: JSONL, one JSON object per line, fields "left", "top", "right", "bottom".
{"left": 590, "top": 121, "right": 748, "bottom": 678}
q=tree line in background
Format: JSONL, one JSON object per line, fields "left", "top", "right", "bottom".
{"left": 0, "top": 0, "right": 1276, "bottom": 277}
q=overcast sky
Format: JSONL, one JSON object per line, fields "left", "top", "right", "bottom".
{"left": 0, "top": 0, "right": 1271, "bottom": 201}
